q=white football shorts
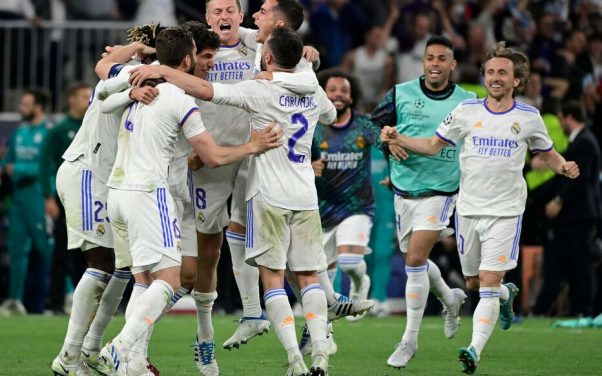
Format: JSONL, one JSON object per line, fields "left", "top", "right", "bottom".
{"left": 322, "top": 214, "right": 373, "bottom": 265}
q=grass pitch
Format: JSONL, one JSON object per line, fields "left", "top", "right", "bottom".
{"left": 1, "top": 315, "right": 600, "bottom": 375}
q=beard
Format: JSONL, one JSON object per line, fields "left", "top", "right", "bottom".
{"left": 187, "top": 61, "right": 196, "bottom": 75}
{"left": 21, "top": 112, "right": 35, "bottom": 122}
{"left": 335, "top": 103, "right": 351, "bottom": 117}
{"left": 260, "top": 55, "right": 267, "bottom": 72}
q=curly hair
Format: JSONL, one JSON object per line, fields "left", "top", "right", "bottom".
{"left": 481, "top": 41, "right": 530, "bottom": 95}
{"left": 317, "top": 69, "right": 362, "bottom": 110}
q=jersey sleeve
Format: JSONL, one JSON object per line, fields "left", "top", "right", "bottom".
{"left": 0, "top": 132, "right": 16, "bottom": 167}
{"left": 435, "top": 104, "right": 466, "bottom": 146}
{"left": 178, "top": 95, "right": 206, "bottom": 139}
{"left": 361, "top": 116, "right": 384, "bottom": 149}
{"left": 211, "top": 81, "right": 266, "bottom": 111}
{"left": 527, "top": 116, "right": 554, "bottom": 152}
{"left": 370, "top": 88, "right": 396, "bottom": 128}
{"left": 316, "top": 87, "right": 336, "bottom": 125}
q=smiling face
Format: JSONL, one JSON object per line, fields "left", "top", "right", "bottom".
{"left": 205, "top": 0, "right": 244, "bottom": 45}
{"left": 194, "top": 48, "right": 217, "bottom": 79}
{"left": 422, "top": 43, "right": 456, "bottom": 91}
{"left": 484, "top": 57, "right": 519, "bottom": 101}
{"left": 253, "top": 0, "right": 284, "bottom": 44}
{"left": 324, "top": 76, "right": 353, "bottom": 117}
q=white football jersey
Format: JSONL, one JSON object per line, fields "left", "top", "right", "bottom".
{"left": 212, "top": 76, "right": 336, "bottom": 210}
{"left": 436, "top": 99, "right": 553, "bottom": 217}
{"left": 62, "top": 64, "right": 136, "bottom": 183}
{"left": 108, "top": 82, "right": 205, "bottom": 192}
{"left": 200, "top": 27, "right": 257, "bottom": 146}
{"left": 168, "top": 132, "right": 192, "bottom": 202}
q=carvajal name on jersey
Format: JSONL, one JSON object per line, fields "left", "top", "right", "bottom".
{"left": 279, "top": 95, "right": 317, "bottom": 108}
{"left": 323, "top": 151, "right": 363, "bottom": 170}
{"left": 472, "top": 136, "right": 519, "bottom": 158}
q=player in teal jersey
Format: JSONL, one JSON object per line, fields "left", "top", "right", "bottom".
{"left": 312, "top": 70, "right": 381, "bottom": 319}
{"left": 0, "top": 88, "right": 52, "bottom": 316}
{"left": 370, "top": 36, "right": 475, "bottom": 368}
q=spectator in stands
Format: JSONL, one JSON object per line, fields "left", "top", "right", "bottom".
{"left": 340, "top": 19, "right": 397, "bottom": 112}
{"left": 39, "top": 83, "right": 92, "bottom": 314}
{"left": 309, "top": 0, "right": 368, "bottom": 68}
{"left": 0, "top": 88, "right": 52, "bottom": 316}
{"left": 396, "top": 11, "right": 433, "bottom": 83}
{"left": 534, "top": 101, "right": 601, "bottom": 317}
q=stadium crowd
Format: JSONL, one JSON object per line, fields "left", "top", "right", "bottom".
{"left": 0, "top": 0, "right": 601, "bottom": 375}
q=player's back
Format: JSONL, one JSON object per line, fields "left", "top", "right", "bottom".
{"left": 108, "top": 82, "right": 199, "bottom": 192}
{"left": 63, "top": 79, "right": 122, "bottom": 183}
{"left": 212, "top": 76, "right": 336, "bottom": 210}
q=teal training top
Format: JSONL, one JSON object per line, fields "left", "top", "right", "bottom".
{"left": 371, "top": 76, "right": 475, "bottom": 196}
{"left": 1, "top": 119, "right": 49, "bottom": 190}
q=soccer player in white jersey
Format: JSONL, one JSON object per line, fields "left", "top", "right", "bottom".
{"left": 97, "top": 27, "right": 282, "bottom": 376}
{"left": 192, "top": 0, "right": 272, "bottom": 354}
{"left": 252, "top": 0, "right": 374, "bottom": 325}
{"left": 50, "top": 29, "right": 161, "bottom": 376}
{"left": 382, "top": 42, "right": 579, "bottom": 374}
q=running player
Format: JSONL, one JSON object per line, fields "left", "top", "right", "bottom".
{"left": 371, "top": 35, "right": 475, "bottom": 369}
{"left": 382, "top": 41, "right": 579, "bottom": 374}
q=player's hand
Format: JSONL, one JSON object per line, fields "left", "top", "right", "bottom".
{"left": 379, "top": 176, "right": 392, "bottom": 189}
{"left": 45, "top": 197, "right": 60, "bottom": 220}
{"left": 249, "top": 122, "right": 283, "bottom": 153}
{"left": 254, "top": 71, "right": 273, "bottom": 81}
{"left": 136, "top": 45, "right": 157, "bottom": 61}
{"left": 388, "top": 143, "right": 409, "bottom": 161}
{"left": 312, "top": 157, "right": 326, "bottom": 177}
{"left": 545, "top": 199, "right": 562, "bottom": 219}
{"left": 187, "top": 153, "right": 204, "bottom": 170}
{"left": 129, "top": 65, "right": 164, "bottom": 87}
{"left": 380, "top": 125, "right": 398, "bottom": 143}
{"left": 560, "top": 161, "right": 579, "bottom": 179}
{"left": 101, "top": 44, "right": 122, "bottom": 58}
{"left": 302, "top": 46, "right": 320, "bottom": 63}
{"left": 129, "top": 86, "right": 160, "bottom": 105}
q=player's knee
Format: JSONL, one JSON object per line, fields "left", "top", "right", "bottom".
{"left": 405, "top": 252, "right": 428, "bottom": 267}
{"left": 465, "top": 276, "right": 480, "bottom": 291}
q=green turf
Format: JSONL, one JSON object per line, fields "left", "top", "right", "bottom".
{"left": 1, "top": 315, "right": 601, "bottom": 375}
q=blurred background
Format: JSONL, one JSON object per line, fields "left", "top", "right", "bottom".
{"left": 0, "top": 0, "right": 601, "bottom": 321}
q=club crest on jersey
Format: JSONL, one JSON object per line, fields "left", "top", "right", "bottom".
{"left": 238, "top": 44, "right": 248, "bottom": 57}
{"left": 414, "top": 99, "right": 425, "bottom": 109}
{"left": 443, "top": 113, "right": 453, "bottom": 125}
{"left": 356, "top": 136, "right": 366, "bottom": 149}
{"left": 511, "top": 122, "right": 521, "bottom": 135}
{"left": 176, "top": 240, "right": 182, "bottom": 252}
{"left": 197, "top": 212, "right": 205, "bottom": 223}
{"left": 96, "top": 224, "right": 105, "bottom": 236}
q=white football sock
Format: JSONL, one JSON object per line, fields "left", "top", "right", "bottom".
{"left": 337, "top": 253, "right": 366, "bottom": 289}
{"left": 227, "top": 231, "right": 262, "bottom": 318}
{"left": 82, "top": 268, "right": 131, "bottom": 352}
{"left": 427, "top": 260, "right": 454, "bottom": 306}
{"left": 59, "top": 268, "right": 111, "bottom": 364}
{"left": 469, "top": 288, "right": 501, "bottom": 356}
{"left": 401, "top": 264, "right": 429, "bottom": 345}
{"left": 264, "top": 288, "right": 299, "bottom": 359}
{"left": 115, "top": 280, "right": 173, "bottom": 351}
{"left": 192, "top": 290, "right": 217, "bottom": 342}
{"left": 300, "top": 284, "right": 328, "bottom": 354}
{"left": 318, "top": 269, "right": 337, "bottom": 305}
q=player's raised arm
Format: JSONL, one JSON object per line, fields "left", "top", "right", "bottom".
{"left": 129, "top": 65, "right": 214, "bottom": 100}
{"left": 381, "top": 126, "right": 447, "bottom": 156}
{"left": 95, "top": 42, "right": 155, "bottom": 80}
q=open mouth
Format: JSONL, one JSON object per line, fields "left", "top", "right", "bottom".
{"left": 220, "top": 23, "right": 232, "bottom": 31}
